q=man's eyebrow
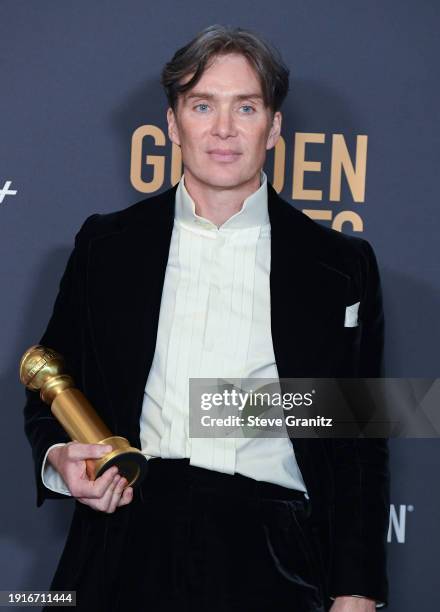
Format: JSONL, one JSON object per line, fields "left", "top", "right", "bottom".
{"left": 184, "top": 91, "right": 264, "bottom": 102}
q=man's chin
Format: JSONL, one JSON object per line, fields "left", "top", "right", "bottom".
{"left": 192, "top": 170, "right": 259, "bottom": 191}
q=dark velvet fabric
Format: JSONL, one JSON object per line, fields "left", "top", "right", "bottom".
{"left": 109, "top": 458, "right": 327, "bottom": 612}
{"left": 24, "top": 183, "right": 390, "bottom": 610}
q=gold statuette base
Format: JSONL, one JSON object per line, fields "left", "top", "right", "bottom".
{"left": 86, "top": 436, "right": 148, "bottom": 489}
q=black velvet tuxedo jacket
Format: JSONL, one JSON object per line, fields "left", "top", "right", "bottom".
{"left": 24, "top": 182, "right": 390, "bottom": 609}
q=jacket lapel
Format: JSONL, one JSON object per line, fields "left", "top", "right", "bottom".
{"left": 267, "top": 184, "right": 352, "bottom": 477}
{"left": 268, "top": 183, "right": 350, "bottom": 378}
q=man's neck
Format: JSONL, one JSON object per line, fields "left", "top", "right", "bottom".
{"left": 183, "top": 171, "right": 262, "bottom": 227}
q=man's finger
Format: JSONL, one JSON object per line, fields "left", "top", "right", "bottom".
{"left": 77, "top": 474, "right": 117, "bottom": 508}
{"left": 117, "top": 486, "right": 133, "bottom": 507}
{"left": 67, "top": 443, "right": 113, "bottom": 461}
{"left": 106, "top": 477, "right": 127, "bottom": 513}
{"left": 73, "top": 465, "right": 119, "bottom": 499}
{"left": 84, "top": 474, "right": 120, "bottom": 511}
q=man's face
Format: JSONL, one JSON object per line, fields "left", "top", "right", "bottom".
{"left": 167, "top": 53, "right": 282, "bottom": 190}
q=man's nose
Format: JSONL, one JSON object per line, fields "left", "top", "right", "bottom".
{"left": 211, "top": 108, "right": 237, "bottom": 139}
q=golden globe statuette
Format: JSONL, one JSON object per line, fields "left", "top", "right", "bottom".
{"left": 19, "top": 345, "right": 148, "bottom": 488}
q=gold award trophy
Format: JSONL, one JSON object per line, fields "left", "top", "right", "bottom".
{"left": 20, "top": 345, "right": 148, "bottom": 488}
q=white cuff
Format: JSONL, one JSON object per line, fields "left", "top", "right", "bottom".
{"left": 41, "top": 443, "right": 72, "bottom": 496}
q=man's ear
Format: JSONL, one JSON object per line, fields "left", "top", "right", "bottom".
{"left": 167, "top": 107, "right": 181, "bottom": 146}
{"left": 266, "top": 111, "right": 282, "bottom": 150}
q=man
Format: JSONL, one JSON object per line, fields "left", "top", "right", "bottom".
{"left": 24, "top": 25, "right": 389, "bottom": 612}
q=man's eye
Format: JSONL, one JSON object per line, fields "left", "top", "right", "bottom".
{"left": 240, "top": 105, "right": 255, "bottom": 114}
{"left": 195, "top": 103, "right": 209, "bottom": 112}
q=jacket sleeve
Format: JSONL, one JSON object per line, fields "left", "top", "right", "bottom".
{"left": 329, "top": 240, "right": 390, "bottom": 607}
{"left": 23, "top": 215, "right": 98, "bottom": 507}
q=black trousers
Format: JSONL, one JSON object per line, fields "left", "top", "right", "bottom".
{"left": 112, "top": 458, "right": 328, "bottom": 612}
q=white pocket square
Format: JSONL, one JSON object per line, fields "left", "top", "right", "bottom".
{"left": 344, "top": 301, "right": 360, "bottom": 327}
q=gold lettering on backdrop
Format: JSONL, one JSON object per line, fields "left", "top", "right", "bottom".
{"left": 130, "top": 126, "right": 369, "bottom": 233}
{"left": 330, "top": 134, "right": 368, "bottom": 202}
{"left": 292, "top": 133, "right": 325, "bottom": 201}
{"left": 332, "top": 211, "right": 364, "bottom": 232}
{"left": 130, "top": 125, "right": 166, "bottom": 193}
{"left": 303, "top": 210, "right": 363, "bottom": 233}
{"left": 303, "top": 210, "right": 333, "bottom": 222}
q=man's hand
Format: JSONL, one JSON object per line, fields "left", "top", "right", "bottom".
{"left": 330, "top": 596, "right": 376, "bottom": 611}
{"left": 47, "top": 441, "right": 134, "bottom": 513}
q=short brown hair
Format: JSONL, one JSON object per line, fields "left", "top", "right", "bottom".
{"left": 161, "top": 24, "right": 290, "bottom": 114}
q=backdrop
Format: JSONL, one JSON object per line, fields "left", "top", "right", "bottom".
{"left": 1, "top": 1, "right": 439, "bottom": 609}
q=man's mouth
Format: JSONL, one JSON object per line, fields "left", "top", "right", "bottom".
{"left": 207, "top": 149, "right": 242, "bottom": 162}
